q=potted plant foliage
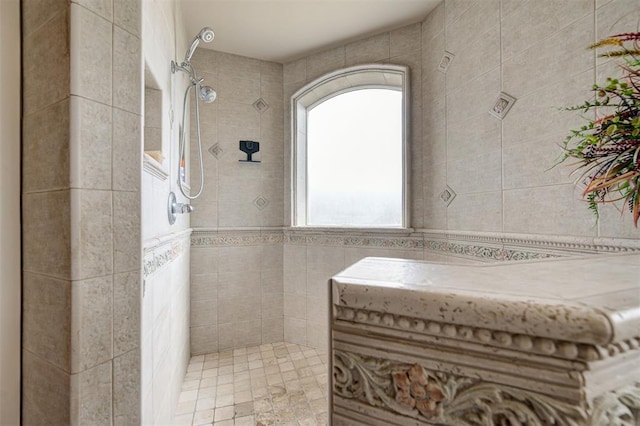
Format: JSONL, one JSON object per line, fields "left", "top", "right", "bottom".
{"left": 556, "top": 32, "right": 640, "bottom": 227}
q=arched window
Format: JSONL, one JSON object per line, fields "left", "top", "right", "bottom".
{"left": 291, "top": 64, "right": 410, "bottom": 228}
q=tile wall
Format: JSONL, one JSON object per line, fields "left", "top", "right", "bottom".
{"left": 21, "top": 0, "right": 142, "bottom": 423}
{"left": 188, "top": 49, "right": 285, "bottom": 354}
{"left": 141, "top": 0, "right": 192, "bottom": 424}
{"left": 421, "top": 0, "right": 640, "bottom": 239}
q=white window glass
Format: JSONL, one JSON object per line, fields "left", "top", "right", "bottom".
{"left": 306, "top": 88, "right": 402, "bottom": 227}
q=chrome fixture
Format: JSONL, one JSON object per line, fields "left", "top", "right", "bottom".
{"left": 168, "top": 192, "right": 194, "bottom": 225}
{"left": 171, "top": 27, "right": 217, "bottom": 200}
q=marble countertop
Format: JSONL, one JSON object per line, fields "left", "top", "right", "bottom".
{"left": 331, "top": 254, "right": 640, "bottom": 346}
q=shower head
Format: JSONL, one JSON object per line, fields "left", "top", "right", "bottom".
{"left": 184, "top": 27, "right": 215, "bottom": 63}
{"left": 199, "top": 85, "right": 217, "bottom": 103}
{"left": 198, "top": 27, "right": 215, "bottom": 43}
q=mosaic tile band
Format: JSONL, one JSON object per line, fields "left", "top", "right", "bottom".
{"left": 190, "top": 228, "right": 640, "bottom": 261}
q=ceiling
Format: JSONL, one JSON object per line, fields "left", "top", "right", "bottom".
{"left": 179, "top": 0, "right": 440, "bottom": 64}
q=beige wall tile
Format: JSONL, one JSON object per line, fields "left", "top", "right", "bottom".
{"left": 113, "top": 26, "right": 141, "bottom": 114}
{"left": 191, "top": 299, "right": 218, "bottom": 327}
{"left": 447, "top": 149, "right": 502, "bottom": 195}
{"left": 306, "top": 245, "right": 345, "bottom": 274}
{"left": 191, "top": 273, "right": 218, "bottom": 301}
{"left": 113, "top": 109, "right": 142, "bottom": 191}
{"left": 445, "top": 0, "right": 499, "bottom": 54}
{"left": 22, "top": 99, "right": 70, "bottom": 193}
{"left": 306, "top": 47, "right": 345, "bottom": 81}
{"left": 233, "top": 320, "right": 262, "bottom": 347}
{"left": 447, "top": 191, "right": 502, "bottom": 232}
{"left": 444, "top": 0, "right": 477, "bottom": 26}
{"left": 504, "top": 184, "right": 597, "bottom": 236}
{"left": 501, "top": 0, "right": 592, "bottom": 61}
{"left": 71, "top": 361, "right": 112, "bottom": 425}
{"left": 114, "top": 0, "right": 141, "bottom": 37}
{"left": 71, "top": 189, "right": 113, "bottom": 279}
{"left": 446, "top": 67, "right": 500, "bottom": 123}
{"left": 70, "top": 4, "right": 112, "bottom": 105}
{"left": 218, "top": 271, "right": 260, "bottom": 300}
{"left": 598, "top": 202, "right": 640, "bottom": 239}
{"left": 284, "top": 293, "right": 306, "bottom": 320}
{"left": 217, "top": 75, "right": 261, "bottom": 105}
{"left": 22, "top": 0, "right": 67, "bottom": 37}
{"left": 23, "top": 190, "right": 72, "bottom": 279}
{"left": 22, "top": 273, "right": 71, "bottom": 372}
{"left": 502, "top": 69, "right": 592, "bottom": 147}
{"left": 283, "top": 59, "right": 307, "bottom": 84}
{"left": 306, "top": 320, "right": 328, "bottom": 351}
{"left": 503, "top": 137, "right": 574, "bottom": 190}
{"left": 284, "top": 267, "right": 307, "bottom": 295}
{"left": 284, "top": 317, "right": 306, "bottom": 346}
{"left": 217, "top": 323, "right": 233, "bottom": 350}
{"left": 261, "top": 60, "right": 284, "bottom": 84}
{"left": 390, "top": 23, "right": 421, "bottom": 57}
{"left": 262, "top": 292, "right": 284, "bottom": 319}
{"left": 261, "top": 244, "right": 284, "bottom": 270}
{"left": 191, "top": 201, "right": 218, "bottom": 228}
{"left": 345, "top": 32, "right": 390, "bottom": 67}
{"left": 447, "top": 111, "right": 501, "bottom": 161}
{"left": 22, "top": 8, "right": 70, "bottom": 115}
{"left": 190, "top": 247, "right": 219, "bottom": 275}
{"left": 70, "top": 96, "right": 113, "bottom": 190}
{"left": 71, "top": 276, "right": 113, "bottom": 373}
{"left": 446, "top": 25, "right": 500, "bottom": 91}
{"left": 114, "top": 271, "right": 140, "bottom": 356}
{"left": 217, "top": 51, "right": 261, "bottom": 81}
{"left": 306, "top": 296, "right": 328, "bottom": 323}
{"left": 113, "top": 349, "right": 141, "bottom": 426}
{"left": 502, "top": 13, "right": 594, "bottom": 99}
{"left": 113, "top": 191, "right": 140, "bottom": 273}
{"left": 306, "top": 270, "right": 333, "bottom": 300}
{"left": 73, "top": 0, "right": 112, "bottom": 21}
{"left": 421, "top": 1, "right": 444, "bottom": 42}
{"left": 22, "top": 350, "right": 70, "bottom": 425}
{"left": 262, "top": 317, "right": 284, "bottom": 343}
{"left": 191, "top": 325, "right": 218, "bottom": 355}
{"left": 217, "top": 245, "right": 262, "bottom": 274}
{"left": 262, "top": 268, "right": 284, "bottom": 295}
{"left": 596, "top": 0, "right": 640, "bottom": 42}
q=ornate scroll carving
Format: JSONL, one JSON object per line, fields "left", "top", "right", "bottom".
{"left": 590, "top": 383, "right": 640, "bottom": 426}
{"left": 334, "top": 350, "right": 588, "bottom": 425}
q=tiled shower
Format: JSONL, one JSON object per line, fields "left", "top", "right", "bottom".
{"left": 17, "top": 0, "right": 639, "bottom": 425}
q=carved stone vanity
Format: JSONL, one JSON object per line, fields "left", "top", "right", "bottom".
{"left": 329, "top": 255, "right": 640, "bottom": 425}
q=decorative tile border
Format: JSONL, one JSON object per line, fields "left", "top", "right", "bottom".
{"left": 191, "top": 229, "right": 284, "bottom": 247}
{"left": 190, "top": 228, "right": 640, "bottom": 259}
{"left": 143, "top": 229, "right": 191, "bottom": 278}
{"left": 426, "top": 240, "right": 560, "bottom": 261}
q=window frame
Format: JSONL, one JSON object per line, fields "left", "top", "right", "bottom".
{"left": 290, "top": 63, "right": 410, "bottom": 229}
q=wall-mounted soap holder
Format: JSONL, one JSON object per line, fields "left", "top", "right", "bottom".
{"left": 239, "top": 140, "right": 260, "bottom": 163}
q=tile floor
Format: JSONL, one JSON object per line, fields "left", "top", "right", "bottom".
{"left": 173, "top": 342, "right": 329, "bottom": 425}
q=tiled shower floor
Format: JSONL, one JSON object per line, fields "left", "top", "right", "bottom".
{"left": 173, "top": 342, "right": 329, "bottom": 425}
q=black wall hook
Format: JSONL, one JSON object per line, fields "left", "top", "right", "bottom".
{"left": 239, "top": 140, "right": 260, "bottom": 163}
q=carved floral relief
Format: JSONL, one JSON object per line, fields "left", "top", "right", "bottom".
{"left": 334, "top": 350, "right": 591, "bottom": 426}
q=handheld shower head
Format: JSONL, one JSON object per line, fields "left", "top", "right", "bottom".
{"left": 199, "top": 85, "right": 217, "bottom": 103}
{"left": 199, "top": 27, "right": 215, "bottom": 43}
{"left": 184, "top": 27, "right": 215, "bottom": 63}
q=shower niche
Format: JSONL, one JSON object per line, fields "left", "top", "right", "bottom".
{"left": 143, "top": 65, "right": 169, "bottom": 180}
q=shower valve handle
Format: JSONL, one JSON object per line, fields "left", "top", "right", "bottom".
{"left": 168, "top": 192, "right": 194, "bottom": 225}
